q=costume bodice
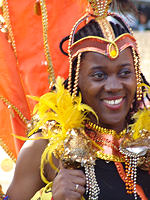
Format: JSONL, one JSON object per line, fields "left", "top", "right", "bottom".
{"left": 83, "top": 159, "right": 150, "bottom": 200}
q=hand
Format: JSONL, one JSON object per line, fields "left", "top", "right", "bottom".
{"left": 52, "top": 167, "right": 86, "bottom": 200}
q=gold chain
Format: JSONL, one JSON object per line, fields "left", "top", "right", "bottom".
{"left": 0, "top": 138, "right": 16, "bottom": 162}
{"left": 87, "top": 121, "right": 127, "bottom": 139}
{"left": 0, "top": 96, "right": 28, "bottom": 124}
{"left": 2, "top": 0, "right": 17, "bottom": 58}
{"left": 39, "top": 0, "right": 55, "bottom": 85}
{"left": 97, "top": 151, "right": 125, "bottom": 162}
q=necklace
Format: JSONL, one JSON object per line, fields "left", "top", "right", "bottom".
{"left": 85, "top": 122, "right": 147, "bottom": 199}
{"left": 87, "top": 121, "right": 127, "bottom": 138}
{"left": 85, "top": 122, "right": 127, "bottom": 162}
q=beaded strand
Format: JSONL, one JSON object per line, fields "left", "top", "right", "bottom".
{"left": 109, "top": 12, "right": 143, "bottom": 102}
{"left": 0, "top": 138, "right": 16, "bottom": 162}
{"left": 2, "top": 0, "right": 17, "bottom": 58}
{"left": 132, "top": 48, "right": 142, "bottom": 101}
{"left": 0, "top": 96, "right": 28, "bottom": 124}
{"left": 72, "top": 52, "right": 82, "bottom": 97}
{"left": 115, "top": 162, "right": 148, "bottom": 200}
{"left": 68, "top": 13, "right": 90, "bottom": 93}
{"left": 39, "top": 0, "right": 55, "bottom": 85}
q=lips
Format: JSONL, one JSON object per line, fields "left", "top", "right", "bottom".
{"left": 104, "top": 98, "right": 123, "bottom": 105}
{"left": 102, "top": 97, "right": 125, "bottom": 110}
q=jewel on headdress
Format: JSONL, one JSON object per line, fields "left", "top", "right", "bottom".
{"left": 108, "top": 42, "right": 119, "bottom": 59}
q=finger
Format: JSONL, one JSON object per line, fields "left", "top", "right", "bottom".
{"left": 59, "top": 168, "right": 85, "bottom": 179}
{"left": 72, "top": 184, "right": 85, "bottom": 195}
{"left": 65, "top": 190, "right": 83, "bottom": 200}
{"left": 72, "top": 176, "right": 86, "bottom": 186}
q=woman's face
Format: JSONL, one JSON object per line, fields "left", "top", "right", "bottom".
{"left": 78, "top": 48, "right": 136, "bottom": 132}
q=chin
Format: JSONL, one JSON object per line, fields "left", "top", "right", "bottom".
{"left": 99, "top": 113, "right": 127, "bottom": 130}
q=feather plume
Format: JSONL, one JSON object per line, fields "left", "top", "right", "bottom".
{"left": 130, "top": 83, "right": 150, "bottom": 140}
{"left": 27, "top": 77, "right": 98, "bottom": 183}
{"left": 130, "top": 108, "right": 150, "bottom": 140}
{"left": 129, "top": 83, "right": 150, "bottom": 140}
{"left": 138, "top": 83, "right": 150, "bottom": 97}
{"left": 28, "top": 76, "right": 98, "bottom": 137}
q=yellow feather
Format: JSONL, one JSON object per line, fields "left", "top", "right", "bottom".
{"left": 130, "top": 107, "right": 150, "bottom": 140}
{"left": 138, "top": 83, "right": 150, "bottom": 97}
{"left": 12, "top": 134, "right": 49, "bottom": 141}
{"left": 27, "top": 76, "right": 98, "bottom": 135}
{"left": 26, "top": 77, "right": 99, "bottom": 183}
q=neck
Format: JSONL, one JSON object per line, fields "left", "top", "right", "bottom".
{"left": 89, "top": 115, "right": 127, "bottom": 134}
{"left": 99, "top": 122, "right": 127, "bottom": 134}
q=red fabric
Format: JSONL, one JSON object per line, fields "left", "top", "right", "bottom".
{"left": 0, "top": 31, "right": 30, "bottom": 157}
{"left": 0, "top": 0, "right": 88, "bottom": 158}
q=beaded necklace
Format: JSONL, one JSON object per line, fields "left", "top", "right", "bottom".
{"left": 85, "top": 122, "right": 127, "bottom": 162}
{"left": 86, "top": 122, "right": 148, "bottom": 200}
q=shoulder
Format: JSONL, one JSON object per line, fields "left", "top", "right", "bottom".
{"left": 7, "top": 132, "right": 58, "bottom": 200}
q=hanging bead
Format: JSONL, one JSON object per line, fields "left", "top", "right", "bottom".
{"left": 68, "top": 13, "right": 89, "bottom": 93}
{"left": 132, "top": 48, "right": 142, "bottom": 102}
{"left": 72, "top": 53, "right": 82, "bottom": 97}
{"left": 119, "top": 147, "right": 139, "bottom": 200}
{"left": 84, "top": 164, "right": 100, "bottom": 200}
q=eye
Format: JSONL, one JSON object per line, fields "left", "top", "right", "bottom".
{"left": 91, "top": 71, "right": 106, "bottom": 80}
{"left": 119, "top": 68, "right": 132, "bottom": 78}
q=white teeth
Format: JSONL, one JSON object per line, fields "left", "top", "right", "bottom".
{"left": 104, "top": 98, "right": 123, "bottom": 105}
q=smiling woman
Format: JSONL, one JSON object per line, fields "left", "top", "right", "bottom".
{"left": 6, "top": 0, "right": 150, "bottom": 200}
{"left": 78, "top": 49, "right": 136, "bottom": 132}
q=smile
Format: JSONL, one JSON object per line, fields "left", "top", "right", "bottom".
{"left": 103, "top": 98, "right": 123, "bottom": 105}
{"left": 103, "top": 97, "right": 124, "bottom": 110}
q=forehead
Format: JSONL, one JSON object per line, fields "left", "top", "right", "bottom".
{"left": 80, "top": 48, "right": 133, "bottom": 67}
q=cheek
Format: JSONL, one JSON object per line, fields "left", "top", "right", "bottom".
{"left": 79, "top": 78, "right": 95, "bottom": 103}
{"left": 126, "top": 79, "right": 137, "bottom": 101}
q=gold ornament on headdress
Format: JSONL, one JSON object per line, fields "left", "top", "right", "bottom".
{"left": 68, "top": 0, "right": 142, "bottom": 104}
{"left": 68, "top": 0, "right": 117, "bottom": 94}
{"left": 88, "top": 0, "right": 116, "bottom": 49}
{"left": 88, "top": 0, "right": 112, "bottom": 18}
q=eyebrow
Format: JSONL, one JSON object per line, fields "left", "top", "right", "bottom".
{"left": 91, "top": 63, "right": 132, "bottom": 69}
{"left": 119, "top": 63, "right": 132, "bottom": 67}
{"left": 89, "top": 62, "right": 133, "bottom": 71}
{"left": 118, "top": 63, "right": 133, "bottom": 69}
{"left": 91, "top": 65, "right": 105, "bottom": 70}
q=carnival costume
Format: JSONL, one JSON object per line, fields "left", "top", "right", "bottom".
{"left": 0, "top": 0, "right": 150, "bottom": 200}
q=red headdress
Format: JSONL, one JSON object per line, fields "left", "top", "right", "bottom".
{"left": 67, "top": 0, "right": 142, "bottom": 101}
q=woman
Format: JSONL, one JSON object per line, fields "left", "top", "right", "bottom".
{"left": 6, "top": 0, "right": 150, "bottom": 200}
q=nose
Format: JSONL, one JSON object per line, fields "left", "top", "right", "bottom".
{"left": 104, "top": 75, "right": 123, "bottom": 93}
